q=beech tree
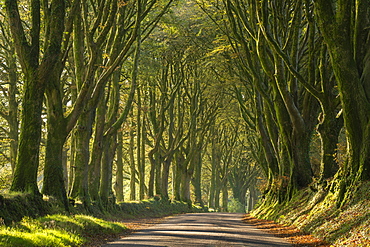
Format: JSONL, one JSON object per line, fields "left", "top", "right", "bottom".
{"left": 0, "top": 0, "right": 280, "bottom": 212}
{"left": 202, "top": 0, "right": 345, "bottom": 207}
{"left": 6, "top": 0, "right": 66, "bottom": 196}
{"left": 0, "top": 16, "right": 19, "bottom": 173}
{"left": 314, "top": 0, "right": 370, "bottom": 205}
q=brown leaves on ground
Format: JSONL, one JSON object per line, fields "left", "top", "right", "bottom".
{"left": 242, "top": 214, "right": 332, "bottom": 247}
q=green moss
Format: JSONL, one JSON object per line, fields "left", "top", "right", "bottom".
{"left": 0, "top": 193, "right": 205, "bottom": 246}
{"left": 0, "top": 214, "right": 126, "bottom": 247}
{"left": 252, "top": 181, "right": 370, "bottom": 245}
{"left": 0, "top": 193, "right": 51, "bottom": 225}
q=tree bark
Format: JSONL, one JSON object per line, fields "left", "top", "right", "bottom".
{"left": 192, "top": 149, "right": 203, "bottom": 206}
{"left": 315, "top": 0, "right": 370, "bottom": 182}
{"left": 129, "top": 119, "right": 136, "bottom": 201}
{"left": 114, "top": 131, "right": 125, "bottom": 202}
{"left": 7, "top": 0, "right": 66, "bottom": 196}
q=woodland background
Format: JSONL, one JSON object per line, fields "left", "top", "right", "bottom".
{"left": 0, "top": 0, "right": 369, "bottom": 218}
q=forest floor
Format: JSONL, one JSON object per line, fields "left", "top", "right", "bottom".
{"left": 242, "top": 215, "right": 330, "bottom": 247}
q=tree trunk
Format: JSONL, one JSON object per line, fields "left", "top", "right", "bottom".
{"left": 148, "top": 151, "right": 157, "bottom": 198}
{"left": 140, "top": 113, "right": 146, "bottom": 199}
{"left": 42, "top": 86, "right": 68, "bottom": 208}
{"left": 6, "top": 46, "right": 19, "bottom": 174}
{"left": 173, "top": 152, "right": 184, "bottom": 201}
{"left": 161, "top": 157, "right": 172, "bottom": 201}
{"left": 181, "top": 171, "right": 192, "bottom": 204}
{"left": 221, "top": 183, "right": 228, "bottom": 212}
{"left": 89, "top": 96, "right": 106, "bottom": 203}
{"left": 317, "top": 112, "right": 343, "bottom": 180}
{"left": 155, "top": 155, "right": 162, "bottom": 196}
{"left": 192, "top": 150, "right": 203, "bottom": 206}
{"left": 69, "top": 109, "right": 93, "bottom": 206}
{"left": 129, "top": 120, "right": 136, "bottom": 201}
{"left": 100, "top": 135, "right": 117, "bottom": 207}
{"left": 209, "top": 136, "right": 219, "bottom": 209}
{"left": 11, "top": 76, "right": 45, "bottom": 195}
{"left": 114, "top": 131, "right": 125, "bottom": 202}
{"left": 315, "top": 0, "right": 370, "bottom": 183}
{"left": 7, "top": 0, "right": 65, "bottom": 196}
{"left": 214, "top": 182, "right": 221, "bottom": 211}
{"left": 68, "top": 135, "right": 77, "bottom": 194}
{"left": 137, "top": 89, "right": 145, "bottom": 200}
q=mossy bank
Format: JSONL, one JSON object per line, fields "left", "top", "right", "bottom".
{"left": 0, "top": 194, "right": 205, "bottom": 246}
{"left": 252, "top": 181, "right": 370, "bottom": 246}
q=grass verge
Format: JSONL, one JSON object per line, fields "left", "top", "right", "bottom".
{"left": 0, "top": 214, "right": 126, "bottom": 247}
{"left": 0, "top": 198, "right": 204, "bottom": 246}
{"left": 252, "top": 181, "right": 370, "bottom": 246}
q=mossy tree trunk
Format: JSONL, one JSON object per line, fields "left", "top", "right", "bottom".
{"left": 314, "top": 1, "right": 370, "bottom": 201}
{"left": 0, "top": 38, "right": 19, "bottom": 173}
{"left": 43, "top": 77, "right": 69, "bottom": 208}
{"left": 100, "top": 135, "right": 117, "bottom": 207}
{"left": 114, "top": 131, "right": 125, "bottom": 202}
{"left": 223, "top": 1, "right": 348, "bottom": 205}
{"left": 208, "top": 125, "right": 221, "bottom": 209}
{"left": 89, "top": 92, "right": 106, "bottom": 204}
{"left": 192, "top": 150, "right": 203, "bottom": 206}
{"left": 6, "top": 0, "right": 65, "bottom": 196}
{"left": 70, "top": 109, "right": 94, "bottom": 206}
{"left": 173, "top": 152, "right": 185, "bottom": 201}
{"left": 53, "top": 0, "right": 150, "bottom": 206}
{"left": 221, "top": 182, "right": 228, "bottom": 212}
{"left": 129, "top": 119, "right": 136, "bottom": 201}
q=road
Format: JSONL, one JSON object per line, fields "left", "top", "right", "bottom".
{"left": 103, "top": 213, "right": 292, "bottom": 246}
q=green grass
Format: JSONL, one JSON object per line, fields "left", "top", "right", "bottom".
{"left": 0, "top": 214, "right": 126, "bottom": 247}
{"left": 252, "top": 181, "right": 370, "bottom": 246}
{"left": 0, "top": 199, "right": 204, "bottom": 247}
{"left": 0, "top": 193, "right": 205, "bottom": 246}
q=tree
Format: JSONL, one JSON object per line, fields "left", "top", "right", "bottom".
{"left": 6, "top": 0, "right": 66, "bottom": 196}
{"left": 0, "top": 16, "right": 20, "bottom": 173}
{"left": 206, "top": 0, "right": 344, "bottom": 206}
{"left": 314, "top": 0, "right": 370, "bottom": 205}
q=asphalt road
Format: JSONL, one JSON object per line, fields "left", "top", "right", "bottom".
{"left": 103, "top": 213, "right": 292, "bottom": 246}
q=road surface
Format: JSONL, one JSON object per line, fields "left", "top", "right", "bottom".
{"left": 103, "top": 213, "right": 292, "bottom": 246}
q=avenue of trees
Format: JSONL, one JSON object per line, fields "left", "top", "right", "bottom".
{"left": 0, "top": 0, "right": 368, "bottom": 213}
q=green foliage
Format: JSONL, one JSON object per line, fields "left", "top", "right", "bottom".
{"left": 0, "top": 165, "right": 12, "bottom": 192}
{"left": 228, "top": 198, "right": 245, "bottom": 213}
{"left": 117, "top": 199, "right": 204, "bottom": 218}
{"left": 0, "top": 214, "right": 126, "bottom": 247}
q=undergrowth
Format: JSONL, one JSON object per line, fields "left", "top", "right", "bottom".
{"left": 252, "top": 181, "right": 370, "bottom": 246}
